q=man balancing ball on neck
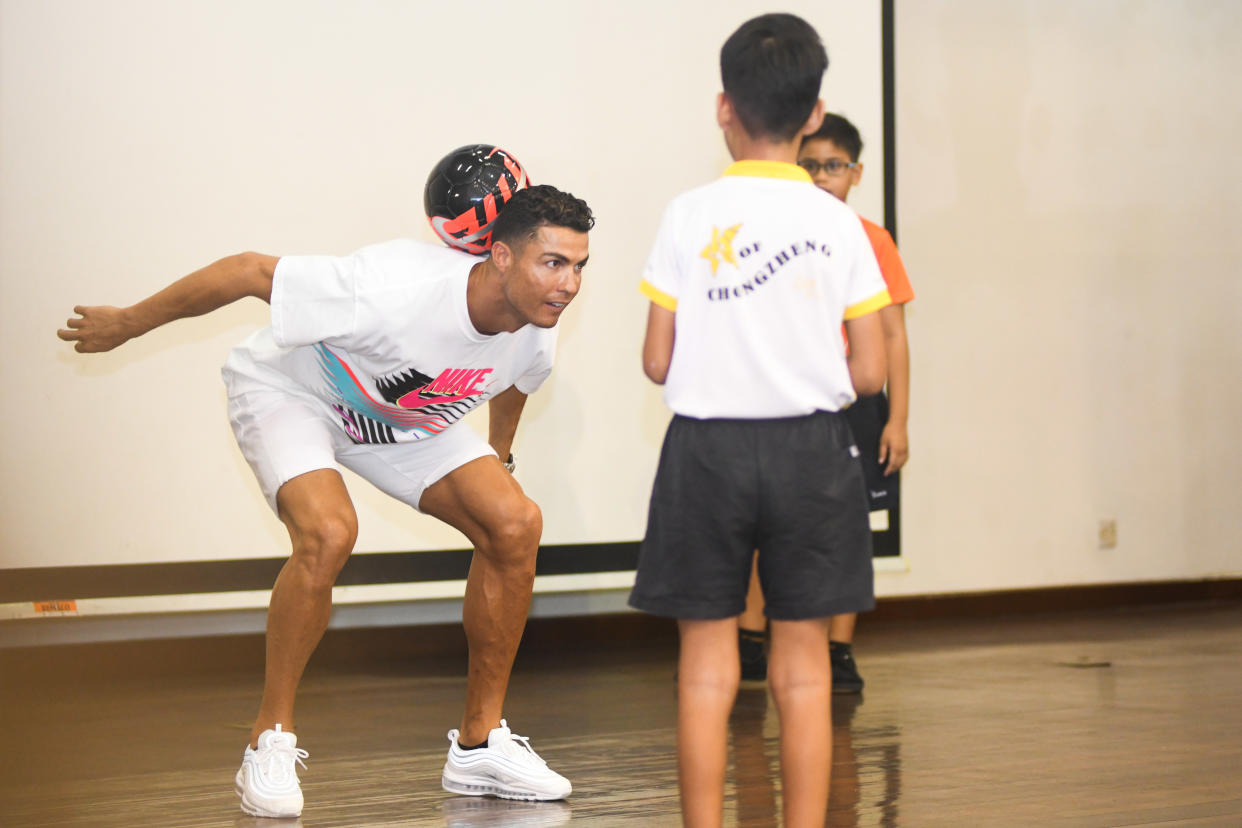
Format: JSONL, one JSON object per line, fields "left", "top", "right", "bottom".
{"left": 58, "top": 144, "right": 592, "bottom": 818}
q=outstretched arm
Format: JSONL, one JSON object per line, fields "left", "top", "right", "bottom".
{"left": 488, "top": 385, "right": 528, "bottom": 464}
{"left": 57, "top": 252, "right": 278, "bottom": 353}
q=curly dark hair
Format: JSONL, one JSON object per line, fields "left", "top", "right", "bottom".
{"left": 491, "top": 184, "right": 595, "bottom": 249}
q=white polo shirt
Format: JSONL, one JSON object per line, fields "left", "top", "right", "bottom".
{"left": 639, "top": 160, "right": 890, "bottom": 419}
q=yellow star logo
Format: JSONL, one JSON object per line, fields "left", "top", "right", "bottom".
{"left": 700, "top": 224, "right": 742, "bottom": 275}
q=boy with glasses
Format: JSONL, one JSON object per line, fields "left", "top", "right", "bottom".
{"left": 801, "top": 114, "right": 914, "bottom": 692}
{"left": 738, "top": 113, "right": 915, "bottom": 693}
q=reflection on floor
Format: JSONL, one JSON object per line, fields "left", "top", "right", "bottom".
{"left": 2, "top": 601, "right": 1240, "bottom": 826}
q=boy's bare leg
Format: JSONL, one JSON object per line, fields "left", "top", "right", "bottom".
{"left": 419, "top": 456, "right": 542, "bottom": 745}
{"left": 768, "top": 617, "right": 832, "bottom": 828}
{"left": 738, "top": 554, "right": 766, "bottom": 633}
{"left": 251, "top": 469, "right": 359, "bottom": 747}
{"left": 676, "top": 618, "right": 740, "bottom": 827}
{"left": 829, "top": 612, "right": 857, "bottom": 643}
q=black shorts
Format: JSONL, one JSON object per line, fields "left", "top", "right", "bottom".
{"left": 843, "top": 392, "right": 897, "bottom": 512}
{"left": 628, "top": 411, "right": 875, "bottom": 621}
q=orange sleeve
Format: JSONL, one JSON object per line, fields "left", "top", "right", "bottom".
{"left": 861, "top": 217, "right": 914, "bottom": 305}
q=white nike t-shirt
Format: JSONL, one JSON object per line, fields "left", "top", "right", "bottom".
{"left": 223, "top": 239, "right": 556, "bottom": 444}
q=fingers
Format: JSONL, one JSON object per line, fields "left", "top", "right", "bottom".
{"left": 58, "top": 309, "right": 93, "bottom": 347}
{"left": 58, "top": 315, "right": 86, "bottom": 342}
{"left": 879, "top": 429, "right": 909, "bottom": 476}
{"left": 884, "top": 446, "right": 908, "bottom": 475}
{"left": 57, "top": 309, "right": 100, "bottom": 345}
{"left": 56, "top": 327, "right": 89, "bottom": 349}
{"left": 59, "top": 306, "right": 87, "bottom": 342}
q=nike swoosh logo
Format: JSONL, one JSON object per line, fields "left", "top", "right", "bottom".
{"left": 395, "top": 387, "right": 480, "bottom": 409}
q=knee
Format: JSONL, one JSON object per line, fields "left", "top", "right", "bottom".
{"left": 289, "top": 513, "right": 358, "bottom": 588}
{"left": 767, "top": 660, "right": 830, "bottom": 701}
{"left": 680, "top": 666, "right": 740, "bottom": 699}
{"left": 481, "top": 497, "right": 542, "bottom": 571}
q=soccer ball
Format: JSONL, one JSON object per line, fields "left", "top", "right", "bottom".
{"left": 424, "top": 144, "right": 530, "bottom": 254}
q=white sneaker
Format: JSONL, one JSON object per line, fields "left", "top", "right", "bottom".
{"left": 234, "top": 724, "right": 309, "bottom": 818}
{"left": 442, "top": 720, "right": 572, "bottom": 801}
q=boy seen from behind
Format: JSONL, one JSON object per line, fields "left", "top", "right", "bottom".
{"left": 628, "top": 14, "right": 890, "bottom": 827}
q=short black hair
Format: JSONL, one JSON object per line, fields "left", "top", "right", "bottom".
{"left": 491, "top": 184, "right": 594, "bottom": 251}
{"left": 802, "top": 112, "right": 863, "bottom": 162}
{"left": 720, "top": 13, "right": 828, "bottom": 141}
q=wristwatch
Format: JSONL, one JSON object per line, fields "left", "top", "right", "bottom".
{"left": 502, "top": 453, "right": 516, "bottom": 474}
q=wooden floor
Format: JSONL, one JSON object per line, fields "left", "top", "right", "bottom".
{"left": 2, "top": 601, "right": 1240, "bottom": 826}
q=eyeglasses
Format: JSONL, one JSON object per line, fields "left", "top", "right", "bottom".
{"left": 798, "top": 158, "right": 859, "bottom": 176}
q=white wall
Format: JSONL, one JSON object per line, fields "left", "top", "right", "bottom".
{"left": 892, "top": 0, "right": 1242, "bottom": 594}
{"left": 6, "top": 0, "right": 1236, "bottom": 600}
{"left": 0, "top": 2, "right": 884, "bottom": 567}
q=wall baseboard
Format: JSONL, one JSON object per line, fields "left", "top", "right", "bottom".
{"left": 867, "top": 577, "right": 1242, "bottom": 622}
{"left": 2, "top": 578, "right": 1237, "bottom": 685}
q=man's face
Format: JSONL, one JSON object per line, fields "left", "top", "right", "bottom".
{"left": 797, "top": 138, "right": 862, "bottom": 202}
{"left": 500, "top": 225, "right": 589, "bottom": 329}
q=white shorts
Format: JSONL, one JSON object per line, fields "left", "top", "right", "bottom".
{"left": 225, "top": 381, "right": 495, "bottom": 514}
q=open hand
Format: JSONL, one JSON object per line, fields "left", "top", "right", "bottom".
{"left": 57, "top": 305, "right": 133, "bottom": 353}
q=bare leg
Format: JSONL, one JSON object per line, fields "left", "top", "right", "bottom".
{"left": 829, "top": 612, "right": 857, "bottom": 644}
{"left": 676, "top": 618, "right": 739, "bottom": 827}
{"left": 738, "top": 553, "right": 766, "bottom": 633}
{"left": 419, "top": 456, "right": 541, "bottom": 745}
{"left": 768, "top": 618, "right": 832, "bottom": 828}
{"left": 250, "top": 469, "right": 359, "bottom": 747}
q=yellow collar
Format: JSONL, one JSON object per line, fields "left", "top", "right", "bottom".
{"left": 722, "top": 160, "right": 812, "bottom": 182}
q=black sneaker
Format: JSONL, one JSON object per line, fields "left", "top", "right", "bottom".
{"left": 739, "top": 628, "right": 767, "bottom": 683}
{"left": 830, "top": 641, "right": 864, "bottom": 694}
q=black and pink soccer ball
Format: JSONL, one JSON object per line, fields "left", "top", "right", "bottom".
{"left": 424, "top": 144, "right": 530, "bottom": 255}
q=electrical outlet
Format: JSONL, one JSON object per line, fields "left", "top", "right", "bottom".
{"left": 1098, "top": 519, "right": 1118, "bottom": 549}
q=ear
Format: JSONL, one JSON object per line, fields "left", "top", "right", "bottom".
{"left": 800, "top": 99, "right": 825, "bottom": 138}
{"left": 851, "top": 161, "right": 864, "bottom": 187}
{"left": 490, "top": 239, "right": 513, "bottom": 274}
{"left": 716, "top": 92, "right": 734, "bottom": 130}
